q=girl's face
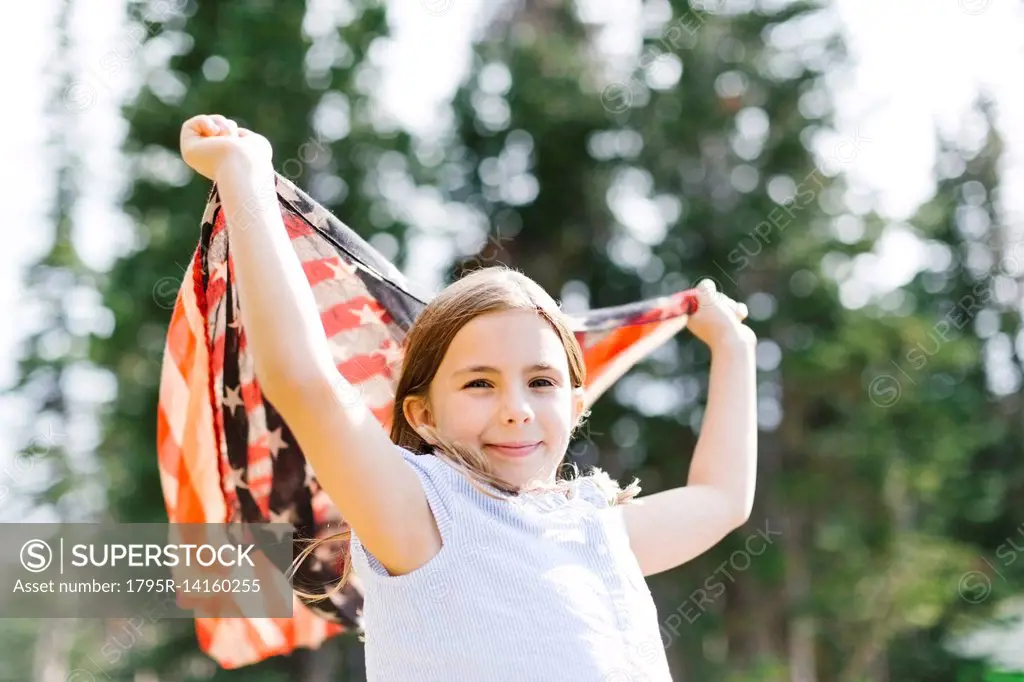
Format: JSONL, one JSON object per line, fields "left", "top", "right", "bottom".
{"left": 407, "top": 309, "right": 584, "bottom": 488}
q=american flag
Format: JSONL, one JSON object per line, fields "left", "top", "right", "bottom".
{"left": 156, "top": 173, "right": 699, "bottom": 668}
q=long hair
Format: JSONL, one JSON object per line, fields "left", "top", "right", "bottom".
{"left": 289, "top": 266, "right": 639, "bottom": 604}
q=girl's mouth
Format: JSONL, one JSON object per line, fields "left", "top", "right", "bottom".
{"left": 485, "top": 442, "right": 542, "bottom": 458}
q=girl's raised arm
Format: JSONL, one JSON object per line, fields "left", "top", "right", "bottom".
{"left": 622, "top": 281, "right": 757, "bottom": 576}
{"left": 180, "top": 114, "right": 441, "bottom": 577}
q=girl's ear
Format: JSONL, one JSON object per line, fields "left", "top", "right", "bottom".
{"left": 402, "top": 394, "right": 433, "bottom": 434}
{"left": 571, "top": 387, "right": 587, "bottom": 427}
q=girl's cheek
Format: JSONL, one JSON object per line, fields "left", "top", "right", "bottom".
{"left": 454, "top": 396, "right": 490, "bottom": 418}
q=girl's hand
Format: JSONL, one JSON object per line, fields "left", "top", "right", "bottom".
{"left": 688, "top": 279, "right": 756, "bottom": 351}
{"left": 179, "top": 113, "right": 273, "bottom": 181}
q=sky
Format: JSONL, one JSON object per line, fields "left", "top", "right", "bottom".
{"left": 1, "top": 0, "right": 1023, "bottom": 666}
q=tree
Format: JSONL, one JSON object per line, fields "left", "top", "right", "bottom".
{"left": 0, "top": 0, "right": 107, "bottom": 678}
{"left": 886, "top": 104, "right": 1024, "bottom": 682}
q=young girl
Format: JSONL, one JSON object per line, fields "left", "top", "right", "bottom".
{"left": 180, "top": 113, "right": 757, "bottom": 681}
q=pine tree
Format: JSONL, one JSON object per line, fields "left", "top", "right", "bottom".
{"left": 1, "top": 0, "right": 104, "bottom": 676}
{"left": 885, "top": 103, "right": 1024, "bottom": 682}
{"left": 2, "top": 0, "right": 94, "bottom": 521}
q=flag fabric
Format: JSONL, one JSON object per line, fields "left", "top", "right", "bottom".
{"left": 156, "top": 172, "right": 700, "bottom": 669}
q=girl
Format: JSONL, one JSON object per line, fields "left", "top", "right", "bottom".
{"left": 179, "top": 113, "right": 757, "bottom": 681}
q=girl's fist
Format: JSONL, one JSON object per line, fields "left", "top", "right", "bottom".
{"left": 688, "top": 279, "right": 756, "bottom": 350}
{"left": 179, "top": 113, "right": 272, "bottom": 181}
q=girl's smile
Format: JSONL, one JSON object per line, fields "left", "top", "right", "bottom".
{"left": 485, "top": 442, "right": 543, "bottom": 459}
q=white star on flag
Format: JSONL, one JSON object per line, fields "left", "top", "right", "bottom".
{"left": 268, "top": 507, "right": 295, "bottom": 525}
{"left": 212, "top": 260, "right": 228, "bottom": 282}
{"left": 267, "top": 427, "right": 288, "bottom": 459}
{"left": 353, "top": 304, "right": 387, "bottom": 327}
{"left": 265, "top": 519, "right": 293, "bottom": 544}
{"left": 226, "top": 466, "right": 248, "bottom": 490}
{"left": 373, "top": 340, "right": 404, "bottom": 366}
{"left": 223, "top": 385, "right": 245, "bottom": 416}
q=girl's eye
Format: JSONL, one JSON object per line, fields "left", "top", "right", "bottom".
{"left": 462, "top": 378, "right": 556, "bottom": 389}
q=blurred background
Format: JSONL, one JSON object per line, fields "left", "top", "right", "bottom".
{"left": 2, "top": 0, "right": 1024, "bottom": 679}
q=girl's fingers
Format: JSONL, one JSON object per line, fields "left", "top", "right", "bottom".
{"left": 718, "top": 295, "right": 745, "bottom": 319}
{"left": 184, "top": 115, "right": 207, "bottom": 136}
{"left": 187, "top": 114, "right": 235, "bottom": 137}
{"left": 197, "top": 115, "right": 217, "bottom": 136}
{"left": 209, "top": 114, "right": 238, "bottom": 136}
{"left": 701, "top": 286, "right": 747, "bottom": 320}
{"left": 725, "top": 296, "right": 747, "bottom": 320}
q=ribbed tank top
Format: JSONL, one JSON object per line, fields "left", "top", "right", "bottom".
{"left": 349, "top": 446, "right": 673, "bottom": 681}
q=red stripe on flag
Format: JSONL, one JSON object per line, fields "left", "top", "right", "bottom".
{"left": 283, "top": 212, "right": 314, "bottom": 240}
{"left": 337, "top": 353, "right": 389, "bottom": 383}
{"left": 320, "top": 297, "right": 393, "bottom": 337}
{"left": 241, "top": 380, "right": 264, "bottom": 415}
{"left": 302, "top": 257, "right": 340, "bottom": 288}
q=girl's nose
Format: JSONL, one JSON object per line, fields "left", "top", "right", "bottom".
{"left": 501, "top": 390, "right": 534, "bottom": 424}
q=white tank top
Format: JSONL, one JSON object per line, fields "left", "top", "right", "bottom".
{"left": 349, "top": 446, "right": 673, "bottom": 681}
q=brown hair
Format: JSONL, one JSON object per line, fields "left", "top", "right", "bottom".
{"left": 288, "top": 265, "right": 639, "bottom": 604}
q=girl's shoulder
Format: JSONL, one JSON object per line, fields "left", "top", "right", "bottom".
{"left": 391, "top": 445, "right": 469, "bottom": 513}
{"left": 571, "top": 467, "right": 638, "bottom": 509}
{"left": 396, "top": 446, "right": 477, "bottom": 487}
{"left": 396, "top": 446, "right": 447, "bottom": 474}
{"left": 568, "top": 472, "right": 613, "bottom": 508}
